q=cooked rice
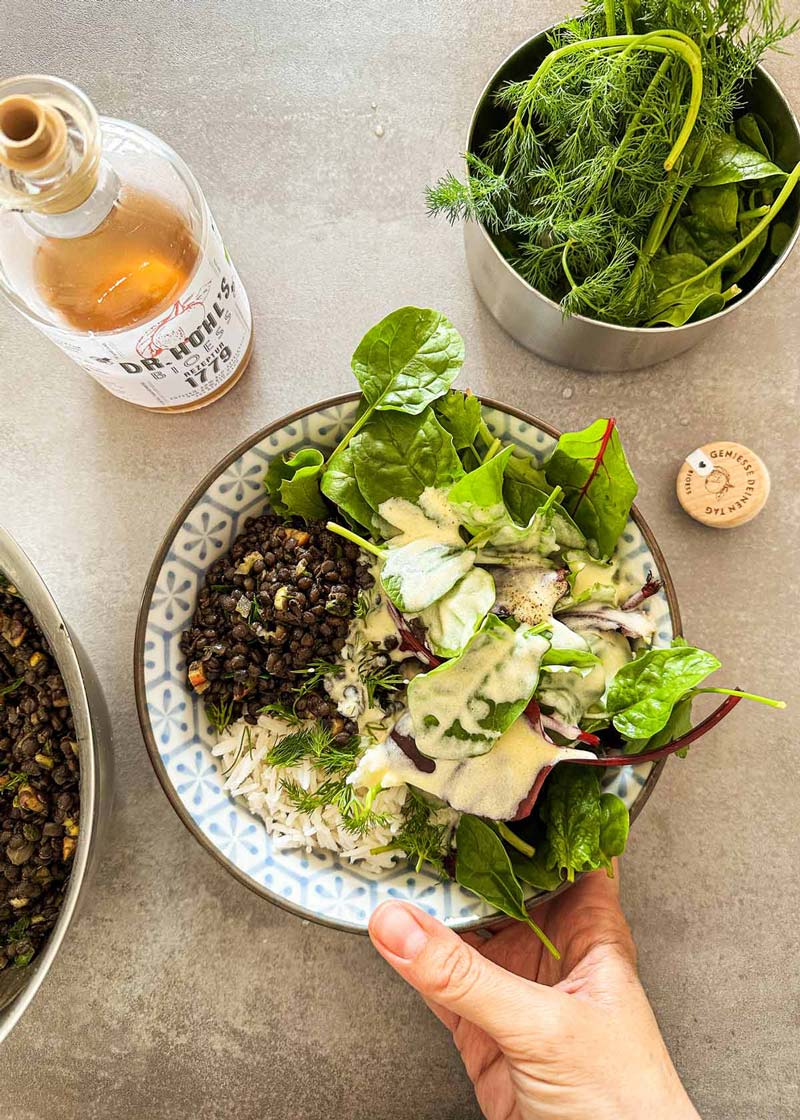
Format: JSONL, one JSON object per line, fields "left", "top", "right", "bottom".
{"left": 212, "top": 714, "right": 412, "bottom": 873}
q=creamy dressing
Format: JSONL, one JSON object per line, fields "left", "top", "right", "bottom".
{"left": 382, "top": 539, "right": 475, "bottom": 613}
{"left": 353, "top": 716, "right": 594, "bottom": 820}
{"left": 379, "top": 488, "right": 463, "bottom": 549}
{"left": 408, "top": 621, "right": 549, "bottom": 759}
{"left": 537, "top": 629, "right": 631, "bottom": 724}
{"left": 416, "top": 566, "right": 496, "bottom": 658}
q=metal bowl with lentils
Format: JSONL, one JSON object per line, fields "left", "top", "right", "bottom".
{"left": 0, "top": 528, "right": 111, "bottom": 1042}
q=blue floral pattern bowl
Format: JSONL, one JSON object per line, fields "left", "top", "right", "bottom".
{"left": 134, "top": 395, "right": 680, "bottom": 933}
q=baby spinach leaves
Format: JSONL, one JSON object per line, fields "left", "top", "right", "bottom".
{"left": 381, "top": 539, "right": 476, "bottom": 613}
{"left": 698, "top": 130, "right": 786, "bottom": 187}
{"left": 351, "top": 408, "right": 464, "bottom": 513}
{"left": 351, "top": 306, "right": 464, "bottom": 415}
{"left": 455, "top": 814, "right": 560, "bottom": 957}
{"left": 538, "top": 766, "right": 628, "bottom": 882}
{"left": 545, "top": 419, "right": 637, "bottom": 559}
{"left": 606, "top": 640, "right": 720, "bottom": 742}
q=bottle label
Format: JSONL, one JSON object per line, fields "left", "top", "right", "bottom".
{"left": 37, "top": 212, "right": 252, "bottom": 408}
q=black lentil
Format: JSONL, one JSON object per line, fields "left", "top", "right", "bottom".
{"left": 180, "top": 513, "right": 373, "bottom": 729}
{"left": 0, "top": 578, "right": 80, "bottom": 972}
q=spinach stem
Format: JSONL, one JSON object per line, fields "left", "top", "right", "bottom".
{"left": 325, "top": 521, "right": 384, "bottom": 559}
{"left": 738, "top": 205, "right": 771, "bottom": 220}
{"left": 494, "top": 820, "right": 536, "bottom": 857}
{"left": 482, "top": 437, "right": 503, "bottom": 463}
{"left": 694, "top": 687, "right": 786, "bottom": 710}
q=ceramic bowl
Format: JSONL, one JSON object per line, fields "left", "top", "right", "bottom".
{"left": 0, "top": 528, "right": 112, "bottom": 1042}
{"left": 134, "top": 395, "right": 680, "bottom": 933}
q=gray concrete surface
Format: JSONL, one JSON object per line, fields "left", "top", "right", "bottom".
{"left": 1, "top": 2, "right": 799, "bottom": 1117}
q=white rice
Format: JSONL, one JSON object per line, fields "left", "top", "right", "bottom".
{"left": 213, "top": 714, "right": 412, "bottom": 873}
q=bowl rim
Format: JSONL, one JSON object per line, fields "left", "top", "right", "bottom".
{"left": 464, "top": 23, "right": 800, "bottom": 336}
{"left": 133, "top": 391, "right": 682, "bottom": 934}
{"left": 0, "top": 528, "right": 100, "bottom": 1039}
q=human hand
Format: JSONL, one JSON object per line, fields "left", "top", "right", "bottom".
{"left": 369, "top": 864, "right": 699, "bottom": 1120}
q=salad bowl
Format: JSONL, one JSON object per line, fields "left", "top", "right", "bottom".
{"left": 134, "top": 394, "right": 680, "bottom": 934}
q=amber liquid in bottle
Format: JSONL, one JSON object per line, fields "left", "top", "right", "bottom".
{"left": 33, "top": 185, "right": 253, "bottom": 412}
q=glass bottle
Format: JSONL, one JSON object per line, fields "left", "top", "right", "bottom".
{"left": 0, "top": 75, "right": 253, "bottom": 411}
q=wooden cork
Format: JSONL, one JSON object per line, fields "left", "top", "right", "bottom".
{"left": 676, "top": 441, "right": 770, "bottom": 529}
{"left": 0, "top": 94, "right": 67, "bottom": 175}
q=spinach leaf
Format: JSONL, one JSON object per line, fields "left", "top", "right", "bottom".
{"left": 265, "top": 448, "right": 327, "bottom": 522}
{"left": 624, "top": 693, "right": 694, "bottom": 756}
{"left": 434, "top": 390, "right": 482, "bottom": 450}
{"left": 647, "top": 253, "right": 727, "bottom": 327}
{"left": 481, "top": 489, "right": 585, "bottom": 562}
{"left": 538, "top": 766, "right": 629, "bottom": 881}
{"left": 352, "top": 306, "right": 464, "bottom": 415}
{"left": 770, "top": 220, "right": 793, "bottom": 256}
{"left": 699, "top": 129, "right": 786, "bottom": 187}
{"left": 448, "top": 446, "right": 515, "bottom": 536}
{"left": 408, "top": 614, "right": 548, "bottom": 760}
{"left": 509, "top": 850, "right": 563, "bottom": 893}
{"left": 735, "top": 113, "right": 771, "bottom": 159}
{"left": 544, "top": 419, "right": 637, "bottom": 559}
{"left": 503, "top": 453, "right": 551, "bottom": 525}
{"left": 417, "top": 566, "right": 496, "bottom": 658}
{"left": 381, "top": 539, "right": 476, "bottom": 613}
{"left": 688, "top": 184, "right": 740, "bottom": 232}
{"left": 351, "top": 408, "right": 464, "bottom": 513}
{"left": 455, "top": 815, "right": 559, "bottom": 956}
{"left": 598, "top": 793, "right": 629, "bottom": 865}
{"left": 540, "top": 647, "right": 600, "bottom": 672}
{"left": 320, "top": 443, "right": 376, "bottom": 532}
{"left": 671, "top": 217, "right": 738, "bottom": 262}
{"left": 606, "top": 642, "right": 720, "bottom": 741}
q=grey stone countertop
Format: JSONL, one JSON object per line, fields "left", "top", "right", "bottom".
{"left": 1, "top": 2, "right": 798, "bottom": 1117}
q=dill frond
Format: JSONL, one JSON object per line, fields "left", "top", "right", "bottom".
{"left": 206, "top": 697, "right": 235, "bottom": 736}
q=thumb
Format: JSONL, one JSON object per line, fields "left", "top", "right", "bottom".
{"left": 369, "top": 901, "right": 564, "bottom": 1047}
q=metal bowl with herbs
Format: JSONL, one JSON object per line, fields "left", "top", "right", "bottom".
{"left": 430, "top": 0, "right": 800, "bottom": 370}
{"left": 135, "top": 306, "right": 784, "bottom": 942}
{"left": 0, "top": 528, "right": 111, "bottom": 1042}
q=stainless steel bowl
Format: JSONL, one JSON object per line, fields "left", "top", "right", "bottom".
{"left": 0, "top": 528, "right": 112, "bottom": 1042}
{"left": 463, "top": 27, "right": 800, "bottom": 372}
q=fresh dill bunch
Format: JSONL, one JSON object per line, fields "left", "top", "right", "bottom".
{"left": 205, "top": 696, "right": 235, "bottom": 736}
{"left": 372, "top": 788, "right": 453, "bottom": 875}
{"left": 426, "top": 0, "right": 799, "bottom": 325}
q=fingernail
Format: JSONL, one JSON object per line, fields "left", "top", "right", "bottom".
{"left": 371, "top": 903, "right": 429, "bottom": 962}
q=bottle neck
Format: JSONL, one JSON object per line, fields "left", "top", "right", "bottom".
{"left": 24, "top": 158, "right": 119, "bottom": 239}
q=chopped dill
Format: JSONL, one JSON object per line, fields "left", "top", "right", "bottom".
{"left": 292, "top": 658, "right": 340, "bottom": 699}
{"left": 265, "top": 721, "right": 360, "bottom": 776}
{"left": 372, "top": 787, "right": 452, "bottom": 875}
{"left": 362, "top": 664, "right": 405, "bottom": 708}
{"left": 248, "top": 597, "right": 263, "bottom": 624}
{"left": 280, "top": 774, "right": 389, "bottom": 836}
{"left": 354, "top": 590, "right": 371, "bottom": 620}
{"left": 0, "top": 771, "right": 28, "bottom": 794}
{"left": 257, "top": 699, "right": 303, "bottom": 725}
{"left": 205, "top": 696, "right": 235, "bottom": 736}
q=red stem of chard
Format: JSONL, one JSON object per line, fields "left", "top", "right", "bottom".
{"left": 572, "top": 418, "right": 616, "bottom": 516}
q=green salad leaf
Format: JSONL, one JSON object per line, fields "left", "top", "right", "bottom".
{"left": 509, "top": 850, "right": 563, "bottom": 893}
{"left": 320, "top": 443, "right": 376, "bottom": 532}
{"left": 606, "top": 641, "right": 720, "bottom": 741}
{"left": 351, "top": 408, "right": 464, "bottom": 512}
{"left": 448, "top": 446, "right": 515, "bottom": 536}
{"left": 544, "top": 419, "right": 637, "bottom": 558}
{"left": 265, "top": 448, "right": 327, "bottom": 522}
{"left": 408, "top": 614, "right": 548, "bottom": 759}
{"left": 502, "top": 453, "right": 551, "bottom": 525}
{"left": 698, "top": 130, "right": 786, "bottom": 187}
{"left": 538, "top": 766, "right": 629, "bottom": 882}
{"left": 735, "top": 113, "right": 772, "bottom": 159}
{"left": 434, "top": 389, "right": 482, "bottom": 451}
{"left": 352, "top": 306, "right": 464, "bottom": 415}
{"left": 417, "top": 566, "right": 496, "bottom": 658}
{"left": 381, "top": 539, "right": 475, "bottom": 613}
{"left": 455, "top": 814, "right": 559, "bottom": 957}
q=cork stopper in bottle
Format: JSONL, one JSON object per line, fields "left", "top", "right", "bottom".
{"left": 676, "top": 441, "right": 770, "bottom": 528}
{"left": 0, "top": 94, "right": 68, "bottom": 175}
